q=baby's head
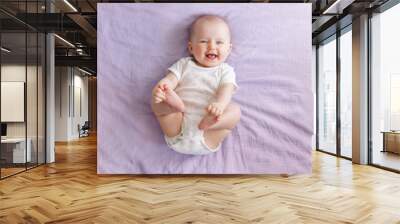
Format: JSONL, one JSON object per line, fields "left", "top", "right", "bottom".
{"left": 188, "top": 15, "right": 232, "bottom": 67}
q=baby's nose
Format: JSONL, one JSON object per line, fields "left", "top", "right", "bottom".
{"left": 207, "top": 41, "right": 216, "bottom": 49}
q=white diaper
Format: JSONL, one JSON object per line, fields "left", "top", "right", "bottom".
{"left": 164, "top": 116, "right": 221, "bottom": 155}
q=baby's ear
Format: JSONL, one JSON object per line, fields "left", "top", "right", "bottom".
{"left": 188, "top": 42, "right": 193, "bottom": 53}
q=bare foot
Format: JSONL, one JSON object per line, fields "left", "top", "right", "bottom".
{"left": 198, "top": 114, "right": 219, "bottom": 130}
{"left": 161, "top": 84, "right": 185, "bottom": 112}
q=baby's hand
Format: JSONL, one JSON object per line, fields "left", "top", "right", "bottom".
{"left": 152, "top": 84, "right": 167, "bottom": 104}
{"left": 207, "top": 102, "right": 225, "bottom": 117}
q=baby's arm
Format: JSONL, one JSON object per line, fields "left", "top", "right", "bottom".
{"left": 156, "top": 72, "right": 178, "bottom": 89}
{"left": 207, "top": 83, "right": 235, "bottom": 117}
{"left": 152, "top": 73, "right": 179, "bottom": 104}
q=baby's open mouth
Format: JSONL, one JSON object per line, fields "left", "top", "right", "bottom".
{"left": 206, "top": 53, "right": 218, "bottom": 60}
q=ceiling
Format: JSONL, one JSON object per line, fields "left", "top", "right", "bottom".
{"left": 0, "top": 0, "right": 392, "bottom": 75}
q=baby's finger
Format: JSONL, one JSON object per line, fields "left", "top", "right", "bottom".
{"left": 156, "top": 91, "right": 166, "bottom": 99}
{"left": 212, "top": 107, "right": 217, "bottom": 115}
{"left": 158, "top": 95, "right": 166, "bottom": 101}
{"left": 163, "top": 84, "right": 169, "bottom": 91}
{"left": 207, "top": 105, "right": 212, "bottom": 112}
{"left": 154, "top": 98, "right": 162, "bottom": 103}
{"left": 155, "top": 93, "right": 165, "bottom": 100}
{"left": 209, "top": 107, "right": 214, "bottom": 114}
{"left": 154, "top": 96, "right": 163, "bottom": 102}
{"left": 156, "top": 90, "right": 166, "bottom": 97}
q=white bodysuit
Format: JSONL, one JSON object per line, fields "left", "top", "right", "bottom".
{"left": 164, "top": 57, "right": 238, "bottom": 155}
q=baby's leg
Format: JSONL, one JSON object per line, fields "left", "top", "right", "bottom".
{"left": 199, "top": 103, "right": 241, "bottom": 131}
{"left": 155, "top": 111, "right": 183, "bottom": 138}
{"left": 202, "top": 103, "right": 241, "bottom": 149}
{"left": 151, "top": 87, "right": 184, "bottom": 137}
{"left": 152, "top": 84, "right": 184, "bottom": 116}
{"left": 203, "top": 129, "right": 232, "bottom": 150}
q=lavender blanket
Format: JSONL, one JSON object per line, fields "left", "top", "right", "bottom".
{"left": 98, "top": 3, "right": 313, "bottom": 174}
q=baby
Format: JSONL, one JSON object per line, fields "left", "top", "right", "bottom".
{"left": 151, "top": 15, "right": 241, "bottom": 155}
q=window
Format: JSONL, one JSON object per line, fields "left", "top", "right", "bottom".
{"left": 371, "top": 2, "right": 400, "bottom": 171}
{"left": 340, "top": 28, "right": 352, "bottom": 158}
{"left": 0, "top": 1, "right": 47, "bottom": 179}
{"left": 318, "top": 36, "right": 337, "bottom": 154}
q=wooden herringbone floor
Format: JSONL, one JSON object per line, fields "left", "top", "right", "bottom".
{"left": 1, "top": 135, "right": 400, "bottom": 224}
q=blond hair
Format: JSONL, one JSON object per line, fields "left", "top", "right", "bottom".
{"left": 189, "top": 15, "right": 231, "bottom": 41}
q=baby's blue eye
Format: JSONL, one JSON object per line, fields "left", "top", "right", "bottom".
{"left": 200, "top": 40, "right": 207, "bottom": 43}
{"left": 216, "top": 41, "right": 224, "bottom": 45}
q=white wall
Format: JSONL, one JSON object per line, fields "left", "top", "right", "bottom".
{"left": 1, "top": 64, "right": 46, "bottom": 164}
{"left": 312, "top": 45, "right": 316, "bottom": 150}
{"left": 55, "top": 67, "right": 69, "bottom": 141}
{"left": 1, "top": 65, "right": 42, "bottom": 137}
{"left": 55, "top": 67, "right": 89, "bottom": 141}
{"left": 71, "top": 72, "right": 89, "bottom": 138}
{"left": 1, "top": 66, "right": 26, "bottom": 133}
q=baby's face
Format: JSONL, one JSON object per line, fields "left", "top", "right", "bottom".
{"left": 188, "top": 19, "right": 232, "bottom": 67}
